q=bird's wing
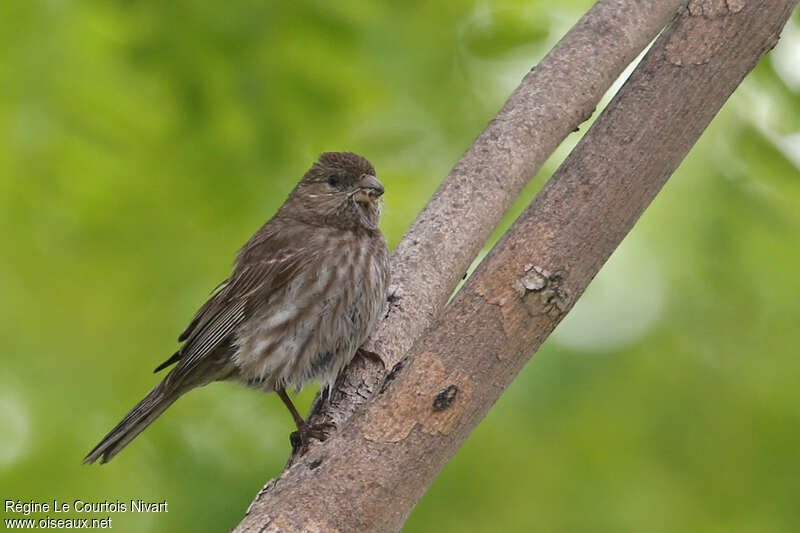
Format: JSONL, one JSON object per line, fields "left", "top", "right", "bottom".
{"left": 154, "top": 221, "right": 312, "bottom": 380}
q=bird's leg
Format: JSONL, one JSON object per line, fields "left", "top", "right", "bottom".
{"left": 276, "top": 387, "right": 306, "bottom": 429}
{"left": 276, "top": 388, "right": 334, "bottom": 452}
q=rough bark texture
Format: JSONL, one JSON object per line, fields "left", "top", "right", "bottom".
{"left": 306, "top": 0, "right": 686, "bottom": 450}
{"left": 236, "top": 0, "right": 797, "bottom": 531}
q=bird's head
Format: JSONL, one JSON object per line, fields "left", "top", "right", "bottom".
{"left": 282, "top": 152, "right": 384, "bottom": 231}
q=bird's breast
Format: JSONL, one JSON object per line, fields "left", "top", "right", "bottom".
{"left": 233, "top": 232, "right": 388, "bottom": 393}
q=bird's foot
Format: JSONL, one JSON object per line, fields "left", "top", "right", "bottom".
{"left": 357, "top": 347, "right": 384, "bottom": 367}
{"left": 290, "top": 421, "right": 335, "bottom": 454}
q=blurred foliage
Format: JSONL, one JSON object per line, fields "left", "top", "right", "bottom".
{"left": 1, "top": 1, "right": 798, "bottom": 531}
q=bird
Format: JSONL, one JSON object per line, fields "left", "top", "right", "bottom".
{"left": 84, "top": 152, "right": 389, "bottom": 464}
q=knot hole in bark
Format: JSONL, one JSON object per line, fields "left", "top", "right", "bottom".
{"left": 432, "top": 385, "right": 459, "bottom": 411}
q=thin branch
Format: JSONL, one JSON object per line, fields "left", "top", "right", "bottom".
{"left": 237, "top": 0, "right": 797, "bottom": 531}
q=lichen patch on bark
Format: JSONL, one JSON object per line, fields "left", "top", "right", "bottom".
{"left": 687, "top": 0, "right": 746, "bottom": 16}
{"left": 514, "top": 264, "right": 568, "bottom": 318}
{"left": 667, "top": 0, "right": 746, "bottom": 66}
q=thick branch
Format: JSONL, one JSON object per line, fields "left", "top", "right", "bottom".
{"left": 237, "top": 0, "right": 797, "bottom": 531}
{"left": 307, "top": 0, "right": 686, "bottom": 443}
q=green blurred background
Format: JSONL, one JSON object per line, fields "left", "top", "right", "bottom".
{"left": 2, "top": 0, "right": 799, "bottom": 531}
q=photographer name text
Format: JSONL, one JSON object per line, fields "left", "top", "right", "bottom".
{"left": 5, "top": 499, "right": 167, "bottom": 515}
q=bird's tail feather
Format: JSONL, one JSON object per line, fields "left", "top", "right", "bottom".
{"left": 84, "top": 383, "right": 181, "bottom": 464}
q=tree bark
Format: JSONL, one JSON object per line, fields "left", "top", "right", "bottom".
{"left": 307, "top": 0, "right": 686, "bottom": 453}
{"left": 237, "top": 0, "right": 797, "bottom": 531}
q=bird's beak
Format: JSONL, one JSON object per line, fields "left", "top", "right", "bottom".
{"left": 354, "top": 175, "right": 385, "bottom": 204}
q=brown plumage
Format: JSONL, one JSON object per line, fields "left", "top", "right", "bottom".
{"left": 85, "top": 152, "right": 389, "bottom": 464}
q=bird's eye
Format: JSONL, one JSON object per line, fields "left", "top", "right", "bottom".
{"left": 327, "top": 175, "right": 341, "bottom": 187}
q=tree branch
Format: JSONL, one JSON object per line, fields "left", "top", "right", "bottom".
{"left": 307, "top": 0, "right": 686, "bottom": 446}
{"left": 236, "top": 0, "right": 797, "bottom": 530}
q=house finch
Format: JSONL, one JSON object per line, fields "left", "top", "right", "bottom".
{"left": 85, "top": 152, "right": 389, "bottom": 464}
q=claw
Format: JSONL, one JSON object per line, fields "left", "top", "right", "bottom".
{"left": 290, "top": 421, "right": 336, "bottom": 454}
{"left": 357, "top": 347, "right": 384, "bottom": 367}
